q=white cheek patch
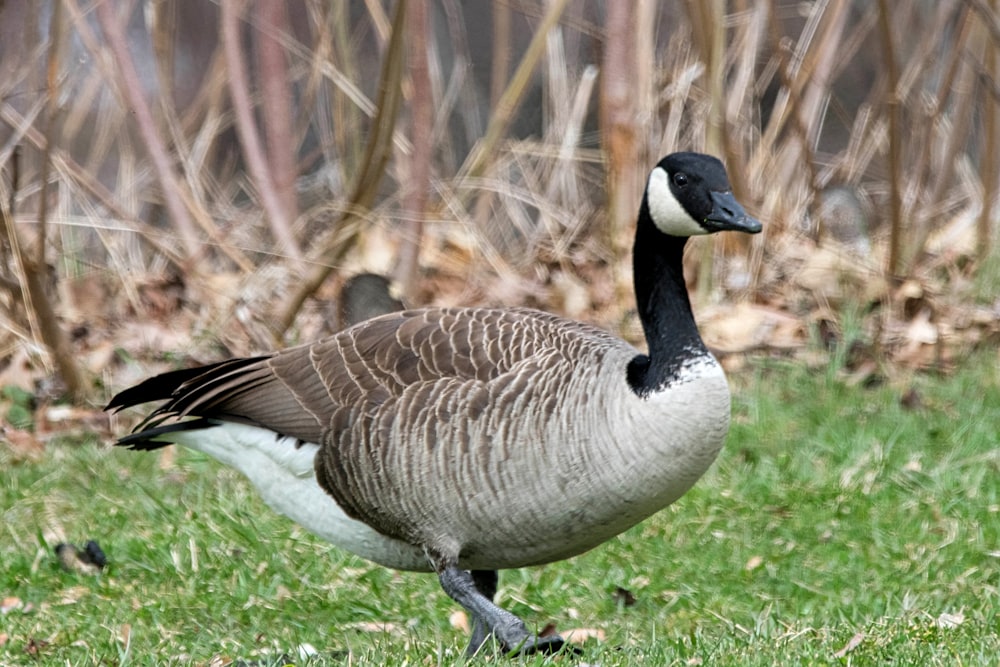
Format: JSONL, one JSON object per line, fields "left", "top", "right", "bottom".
{"left": 647, "top": 167, "right": 709, "bottom": 237}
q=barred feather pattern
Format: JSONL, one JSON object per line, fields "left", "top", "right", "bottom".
{"left": 121, "top": 306, "right": 730, "bottom": 570}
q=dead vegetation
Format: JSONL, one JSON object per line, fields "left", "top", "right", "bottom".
{"left": 0, "top": 1, "right": 998, "bottom": 429}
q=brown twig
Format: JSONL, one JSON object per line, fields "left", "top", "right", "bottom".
{"left": 274, "top": 0, "right": 408, "bottom": 337}
{"left": 255, "top": 0, "right": 301, "bottom": 238}
{"left": 2, "top": 149, "right": 88, "bottom": 402}
{"left": 600, "top": 2, "right": 640, "bottom": 237}
{"left": 220, "top": 0, "right": 302, "bottom": 260}
{"left": 490, "top": 0, "right": 512, "bottom": 109}
{"left": 459, "top": 0, "right": 571, "bottom": 183}
{"left": 395, "top": 0, "right": 433, "bottom": 302}
{"left": 600, "top": 1, "right": 646, "bottom": 304}
{"left": 0, "top": 102, "right": 186, "bottom": 270}
{"left": 979, "top": 3, "right": 999, "bottom": 259}
{"left": 93, "top": 0, "right": 204, "bottom": 262}
{"left": 35, "top": 0, "right": 64, "bottom": 270}
{"left": 877, "top": 0, "right": 904, "bottom": 279}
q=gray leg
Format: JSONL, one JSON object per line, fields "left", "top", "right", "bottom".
{"left": 466, "top": 570, "right": 498, "bottom": 656}
{"left": 437, "top": 566, "right": 567, "bottom": 656}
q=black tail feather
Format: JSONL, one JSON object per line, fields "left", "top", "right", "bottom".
{"left": 105, "top": 357, "right": 269, "bottom": 412}
{"left": 115, "top": 418, "right": 220, "bottom": 450}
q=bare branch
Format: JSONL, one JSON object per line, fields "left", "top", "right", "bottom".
{"left": 274, "top": 0, "right": 408, "bottom": 336}
{"left": 1, "top": 149, "right": 88, "bottom": 402}
{"left": 600, "top": 1, "right": 640, "bottom": 238}
{"left": 255, "top": 0, "right": 300, "bottom": 235}
{"left": 220, "top": 0, "right": 302, "bottom": 260}
{"left": 459, "top": 0, "right": 571, "bottom": 182}
{"left": 93, "top": 0, "right": 204, "bottom": 262}
{"left": 394, "top": 0, "right": 433, "bottom": 301}
{"left": 877, "top": 0, "right": 904, "bottom": 278}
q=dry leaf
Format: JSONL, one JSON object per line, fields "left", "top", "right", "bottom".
{"left": 935, "top": 611, "right": 965, "bottom": 628}
{"left": 0, "top": 347, "right": 38, "bottom": 392}
{"left": 25, "top": 637, "right": 49, "bottom": 657}
{"left": 449, "top": 610, "right": 470, "bottom": 634}
{"left": 118, "top": 623, "right": 131, "bottom": 646}
{"left": 1, "top": 426, "right": 44, "bottom": 461}
{"left": 700, "top": 302, "right": 804, "bottom": 353}
{"left": 1, "top": 597, "right": 23, "bottom": 614}
{"left": 57, "top": 586, "right": 89, "bottom": 605}
{"left": 744, "top": 555, "right": 764, "bottom": 571}
{"left": 551, "top": 270, "right": 591, "bottom": 318}
{"left": 833, "top": 631, "right": 865, "bottom": 658}
{"left": 794, "top": 244, "right": 886, "bottom": 303}
{"left": 562, "top": 627, "right": 606, "bottom": 644}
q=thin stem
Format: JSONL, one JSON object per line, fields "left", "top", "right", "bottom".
{"left": 877, "top": 0, "right": 903, "bottom": 279}
{"left": 221, "top": 0, "right": 302, "bottom": 260}
{"left": 93, "top": 0, "right": 203, "bottom": 262}
{"left": 396, "top": 0, "right": 433, "bottom": 301}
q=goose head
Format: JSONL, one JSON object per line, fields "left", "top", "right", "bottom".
{"left": 644, "top": 152, "right": 762, "bottom": 237}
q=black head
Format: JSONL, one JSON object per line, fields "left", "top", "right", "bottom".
{"left": 644, "top": 152, "right": 762, "bottom": 237}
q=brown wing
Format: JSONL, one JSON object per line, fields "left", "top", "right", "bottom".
{"left": 114, "top": 307, "right": 619, "bottom": 444}
{"left": 110, "top": 306, "right": 627, "bottom": 541}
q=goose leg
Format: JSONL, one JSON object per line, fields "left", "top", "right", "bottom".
{"left": 465, "top": 570, "right": 498, "bottom": 655}
{"left": 437, "top": 565, "right": 568, "bottom": 656}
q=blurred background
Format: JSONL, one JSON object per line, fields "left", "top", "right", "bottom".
{"left": 0, "top": 0, "right": 998, "bottom": 412}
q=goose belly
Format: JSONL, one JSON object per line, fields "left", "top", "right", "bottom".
{"left": 170, "top": 423, "right": 430, "bottom": 571}
{"left": 361, "top": 353, "right": 732, "bottom": 571}
{"left": 499, "top": 369, "right": 725, "bottom": 566}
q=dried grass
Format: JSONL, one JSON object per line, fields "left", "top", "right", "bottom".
{"left": 0, "top": 0, "right": 997, "bottom": 399}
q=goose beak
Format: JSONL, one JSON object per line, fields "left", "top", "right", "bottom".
{"left": 705, "top": 191, "right": 762, "bottom": 234}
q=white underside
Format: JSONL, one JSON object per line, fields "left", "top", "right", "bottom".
{"left": 165, "top": 423, "right": 431, "bottom": 571}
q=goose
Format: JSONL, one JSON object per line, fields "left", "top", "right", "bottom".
{"left": 106, "top": 152, "right": 762, "bottom": 657}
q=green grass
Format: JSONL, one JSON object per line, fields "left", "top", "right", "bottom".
{"left": 2, "top": 351, "right": 998, "bottom": 665}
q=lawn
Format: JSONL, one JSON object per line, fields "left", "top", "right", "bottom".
{"left": 2, "top": 350, "right": 998, "bottom": 665}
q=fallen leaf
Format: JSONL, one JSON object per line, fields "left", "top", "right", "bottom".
{"left": 833, "top": 631, "right": 865, "bottom": 658}
{"left": 296, "top": 643, "right": 318, "bottom": 659}
{"left": 745, "top": 555, "right": 764, "bottom": 571}
{"left": 1, "top": 425, "right": 43, "bottom": 461}
{"left": 25, "top": 637, "right": 49, "bottom": 657}
{"left": 936, "top": 611, "right": 964, "bottom": 628}
{"left": 449, "top": 610, "right": 470, "bottom": 634}
{"left": 1, "top": 597, "right": 23, "bottom": 614}
{"left": 57, "top": 586, "right": 89, "bottom": 605}
{"left": 563, "top": 627, "right": 606, "bottom": 644}
{"left": 700, "top": 302, "right": 805, "bottom": 353}
{"left": 551, "top": 270, "right": 591, "bottom": 318}
{"left": 538, "top": 622, "right": 558, "bottom": 638}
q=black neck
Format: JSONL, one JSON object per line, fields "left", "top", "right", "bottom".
{"left": 627, "top": 202, "right": 708, "bottom": 396}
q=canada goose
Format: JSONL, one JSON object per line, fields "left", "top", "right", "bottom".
{"left": 107, "top": 152, "right": 761, "bottom": 657}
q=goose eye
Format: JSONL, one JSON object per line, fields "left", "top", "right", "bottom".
{"left": 673, "top": 173, "right": 688, "bottom": 187}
